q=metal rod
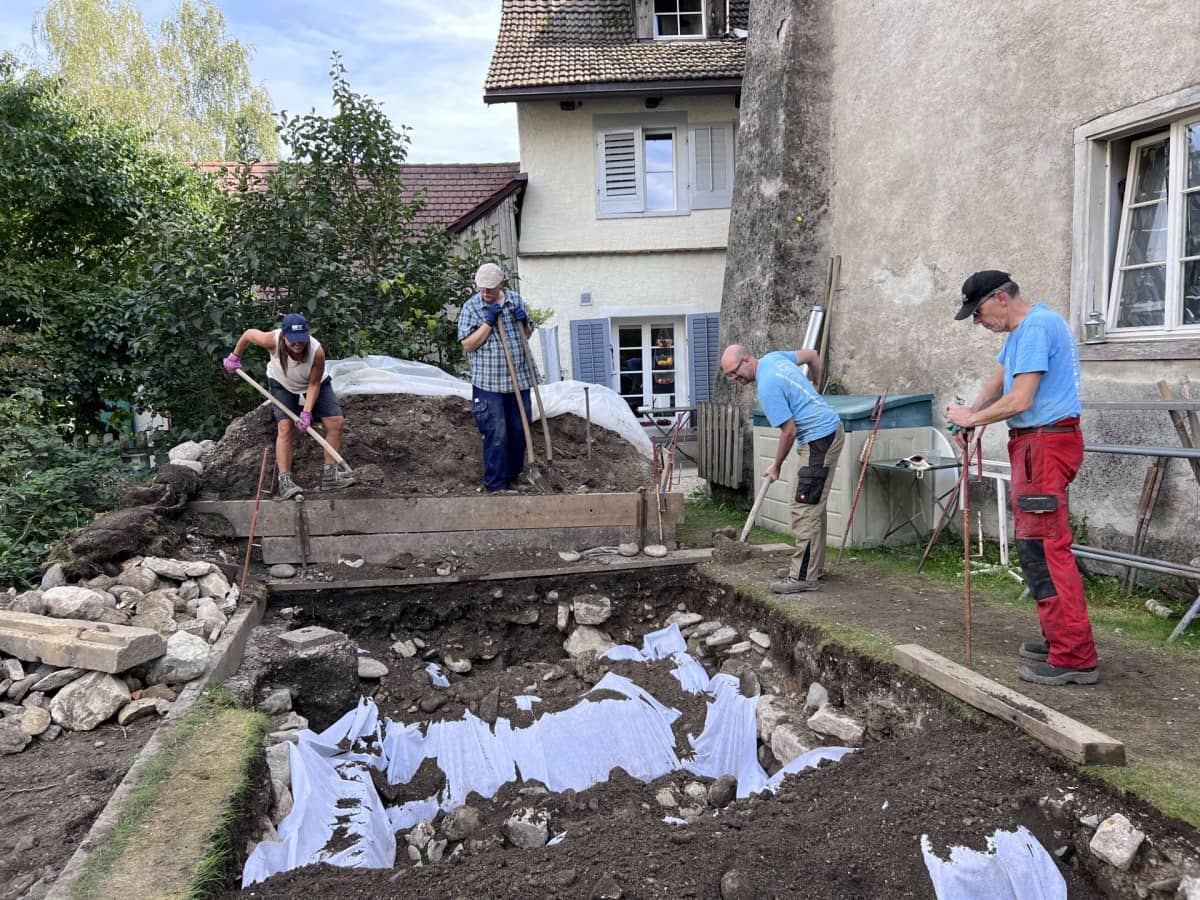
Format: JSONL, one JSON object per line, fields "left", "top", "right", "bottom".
{"left": 1085, "top": 444, "right": 1200, "bottom": 459}
{"left": 1071, "top": 545, "right": 1200, "bottom": 578}
{"left": 1082, "top": 400, "right": 1200, "bottom": 411}
{"left": 1167, "top": 594, "right": 1200, "bottom": 644}
{"left": 584, "top": 386, "right": 592, "bottom": 459}
{"left": 962, "top": 435, "right": 974, "bottom": 668}
{"left": 239, "top": 449, "right": 270, "bottom": 596}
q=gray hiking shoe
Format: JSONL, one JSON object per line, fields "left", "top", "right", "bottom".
{"left": 276, "top": 472, "right": 303, "bottom": 501}
{"left": 1017, "top": 662, "right": 1099, "bottom": 686}
{"left": 1019, "top": 639, "right": 1050, "bottom": 662}
{"left": 320, "top": 464, "right": 356, "bottom": 492}
{"left": 769, "top": 578, "right": 820, "bottom": 595}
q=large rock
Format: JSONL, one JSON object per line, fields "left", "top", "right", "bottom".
{"left": 40, "top": 563, "right": 67, "bottom": 591}
{"left": 132, "top": 594, "right": 177, "bottom": 635}
{"left": 1089, "top": 813, "right": 1145, "bottom": 871}
{"left": 562, "top": 625, "right": 615, "bottom": 659}
{"left": 119, "top": 567, "right": 160, "bottom": 594}
{"left": 20, "top": 706, "right": 52, "bottom": 736}
{"left": 0, "top": 611, "right": 165, "bottom": 674}
{"left": 168, "top": 441, "right": 205, "bottom": 463}
{"left": 50, "top": 671, "right": 131, "bottom": 731}
{"left": 42, "top": 586, "right": 114, "bottom": 621}
{"left": 443, "top": 806, "right": 481, "bottom": 841}
{"left": 141, "top": 557, "right": 191, "bottom": 580}
{"left": 10, "top": 591, "right": 46, "bottom": 616}
{"left": 32, "top": 667, "right": 85, "bottom": 692}
{"left": 197, "top": 570, "right": 230, "bottom": 600}
{"left": 117, "top": 697, "right": 162, "bottom": 726}
{"left": 358, "top": 658, "right": 389, "bottom": 680}
{"left": 756, "top": 695, "right": 788, "bottom": 743}
{"left": 572, "top": 594, "right": 612, "bottom": 625}
{"left": 770, "top": 724, "right": 810, "bottom": 765}
{"left": 0, "top": 719, "right": 31, "bottom": 754}
{"left": 807, "top": 707, "right": 865, "bottom": 745}
{"left": 502, "top": 807, "right": 549, "bottom": 849}
{"left": 144, "top": 631, "right": 211, "bottom": 685}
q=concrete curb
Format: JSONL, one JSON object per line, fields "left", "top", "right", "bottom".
{"left": 45, "top": 589, "right": 267, "bottom": 900}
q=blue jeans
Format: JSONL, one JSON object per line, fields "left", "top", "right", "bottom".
{"left": 472, "top": 386, "right": 532, "bottom": 491}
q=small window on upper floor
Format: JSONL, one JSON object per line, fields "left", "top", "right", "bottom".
{"left": 654, "top": 0, "right": 705, "bottom": 40}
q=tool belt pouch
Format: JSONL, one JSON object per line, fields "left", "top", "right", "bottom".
{"left": 793, "top": 465, "right": 829, "bottom": 505}
{"left": 1016, "top": 494, "right": 1058, "bottom": 514}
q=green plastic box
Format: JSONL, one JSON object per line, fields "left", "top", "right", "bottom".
{"left": 752, "top": 393, "right": 933, "bottom": 432}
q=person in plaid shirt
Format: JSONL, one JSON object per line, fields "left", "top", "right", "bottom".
{"left": 458, "top": 263, "right": 536, "bottom": 492}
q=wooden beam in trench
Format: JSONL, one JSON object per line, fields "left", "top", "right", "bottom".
{"left": 893, "top": 643, "right": 1125, "bottom": 766}
{"left": 189, "top": 492, "right": 684, "bottom": 538}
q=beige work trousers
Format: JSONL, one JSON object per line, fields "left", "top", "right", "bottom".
{"left": 787, "top": 423, "right": 845, "bottom": 582}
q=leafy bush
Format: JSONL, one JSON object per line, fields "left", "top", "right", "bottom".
{"left": 0, "top": 389, "right": 145, "bottom": 589}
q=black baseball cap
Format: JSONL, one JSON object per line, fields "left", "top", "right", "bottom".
{"left": 955, "top": 270, "right": 1011, "bottom": 320}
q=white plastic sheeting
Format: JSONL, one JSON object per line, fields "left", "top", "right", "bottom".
{"left": 921, "top": 827, "right": 1066, "bottom": 899}
{"left": 322, "top": 355, "right": 652, "bottom": 457}
{"left": 242, "top": 624, "right": 854, "bottom": 887}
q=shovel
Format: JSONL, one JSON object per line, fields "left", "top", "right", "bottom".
{"left": 517, "top": 327, "right": 554, "bottom": 464}
{"left": 494, "top": 313, "right": 546, "bottom": 491}
{"left": 235, "top": 369, "right": 354, "bottom": 475}
{"left": 739, "top": 475, "right": 772, "bottom": 543}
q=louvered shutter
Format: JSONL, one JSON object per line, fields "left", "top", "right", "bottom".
{"left": 689, "top": 124, "right": 734, "bottom": 210}
{"left": 570, "top": 318, "right": 612, "bottom": 386}
{"left": 596, "top": 127, "right": 644, "bottom": 216}
{"left": 687, "top": 312, "right": 721, "bottom": 404}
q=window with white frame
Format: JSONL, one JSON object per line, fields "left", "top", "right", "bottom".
{"left": 615, "top": 321, "right": 683, "bottom": 416}
{"left": 1104, "top": 116, "right": 1200, "bottom": 335}
{"left": 654, "top": 0, "right": 704, "bottom": 39}
{"left": 595, "top": 116, "right": 735, "bottom": 218}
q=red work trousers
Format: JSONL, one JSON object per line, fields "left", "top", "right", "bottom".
{"left": 1008, "top": 420, "right": 1098, "bottom": 670}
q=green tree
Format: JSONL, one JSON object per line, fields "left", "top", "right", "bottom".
{"left": 132, "top": 55, "right": 496, "bottom": 432}
{"left": 34, "top": 0, "right": 277, "bottom": 160}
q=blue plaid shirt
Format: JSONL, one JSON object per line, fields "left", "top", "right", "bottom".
{"left": 457, "top": 289, "right": 537, "bottom": 392}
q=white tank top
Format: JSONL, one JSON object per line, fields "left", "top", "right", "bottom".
{"left": 266, "top": 329, "right": 323, "bottom": 394}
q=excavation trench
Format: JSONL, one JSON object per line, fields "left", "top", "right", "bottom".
{"left": 220, "top": 568, "right": 1182, "bottom": 899}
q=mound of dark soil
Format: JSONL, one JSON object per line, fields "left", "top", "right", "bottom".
{"left": 200, "top": 394, "right": 653, "bottom": 500}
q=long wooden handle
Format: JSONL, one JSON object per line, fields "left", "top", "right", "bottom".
{"left": 235, "top": 368, "right": 352, "bottom": 473}
{"left": 518, "top": 330, "right": 553, "bottom": 463}
{"left": 496, "top": 317, "right": 535, "bottom": 459}
{"left": 740, "top": 476, "right": 772, "bottom": 543}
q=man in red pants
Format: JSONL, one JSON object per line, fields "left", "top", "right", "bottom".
{"left": 946, "top": 271, "right": 1099, "bottom": 686}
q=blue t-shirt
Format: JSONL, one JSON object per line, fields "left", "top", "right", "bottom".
{"left": 997, "top": 302, "right": 1081, "bottom": 428}
{"left": 756, "top": 351, "right": 840, "bottom": 444}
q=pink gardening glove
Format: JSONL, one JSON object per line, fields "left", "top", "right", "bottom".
{"left": 296, "top": 411, "right": 312, "bottom": 432}
{"left": 222, "top": 353, "right": 242, "bottom": 374}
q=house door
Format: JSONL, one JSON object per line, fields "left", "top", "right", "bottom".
{"left": 615, "top": 322, "right": 681, "bottom": 416}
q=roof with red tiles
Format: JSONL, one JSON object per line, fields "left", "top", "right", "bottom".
{"left": 195, "top": 161, "right": 524, "bottom": 232}
{"left": 485, "top": 0, "right": 749, "bottom": 100}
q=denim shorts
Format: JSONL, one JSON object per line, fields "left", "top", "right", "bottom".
{"left": 267, "top": 377, "right": 343, "bottom": 421}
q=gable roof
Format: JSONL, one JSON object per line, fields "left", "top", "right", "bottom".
{"left": 195, "top": 162, "right": 524, "bottom": 233}
{"left": 485, "top": 0, "right": 748, "bottom": 102}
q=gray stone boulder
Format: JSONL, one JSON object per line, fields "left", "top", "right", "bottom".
{"left": 40, "top": 563, "right": 67, "bottom": 591}
{"left": 807, "top": 707, "right": 865, "bottom": 745}
{"left": 358, "top": 658, "right": 389, "bottom": 679}
{"left": 144, "top": 631, "right": 211, "bottom": 685}
{"left": 443, "top": 806, "right": 481, "bottom": 840}
{"left": 19, "top": 705, "right": 51, "bottom": 736}
{"left": 572, "top": 594, "right": 612, "bottom": 625}
{"left": 50, "top": 671, "right": 131, "bottom": 731}
{"left": 168, "top": 441, "right": 205, "bottom": 463}
{"left": 770, "top": 724, "right": 810, "bottom": 765}
{"left": 562, "top": 625, "right": 615, "bottom": 659}
{"left": 10, "top": 591, "right": 46, "bottom": 615}
{"left": 0, "top": 719, "right": 31, "bottom": 754}
{"left": 32, "top": 667, "right": 85, "bottom": 693}
{"left": 132, "top": 594, "right": 178, "bottom": 635}
{"left": 197, "top": 570, "right": 230, "bottom": 600}
{"left": 42, "top": 586, "right": 115, "bottom": 621}
{"left": 502, "top": 807, "right": 549, "bottom": 849}
{"left": 119, "top": 566, "right": 160, "bottom": 594}
{"left": 1088, "top": 813, "right": 1144, "bottom": 871}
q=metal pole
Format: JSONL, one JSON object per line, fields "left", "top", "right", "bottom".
{"left": 584, "top": 386, "right": 592, "bottom": 459}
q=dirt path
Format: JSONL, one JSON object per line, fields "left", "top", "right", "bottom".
{"left": 707, "top": 555, "right": 1200, "bottom": 817}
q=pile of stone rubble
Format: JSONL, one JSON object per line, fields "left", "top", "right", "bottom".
{"left": 0, "top": 554, "right": 240, "bottom": 754}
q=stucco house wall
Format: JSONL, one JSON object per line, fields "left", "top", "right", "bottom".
{"left": 517, "top": 94, "right": 738, "bottom": 397}
{"left": 723, "top": 1, "right": 1199, "bottom": 561}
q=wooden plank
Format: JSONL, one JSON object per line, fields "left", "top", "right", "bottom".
{"left": 261, "top": 512, "right": 681, "bottom": 565}
{"left": 893, "top": 644, "right": 1125, "bottom": 766}
{"left": 190, "top": 492, "right": 679, "bottom": 538}
{"left": 266, "top": 543, "right": 798, "bottom": 593}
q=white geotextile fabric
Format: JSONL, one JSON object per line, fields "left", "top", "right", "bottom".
{"left": 242, "top": 624, "right": 854, "bottom": 887}
{"left": 322, "top": 355, "right": 653, "bottom": 457}
{"left": 921, "top": 827, "right": 1066, "bottom": 899}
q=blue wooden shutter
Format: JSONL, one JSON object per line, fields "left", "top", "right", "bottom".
{"left": 570, "top": 318, "right": 612, "bottom": 386}
{"left": 687, "top": 312, "right": 721, "bottom": 403}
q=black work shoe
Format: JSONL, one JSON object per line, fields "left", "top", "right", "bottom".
{"left": 1017, "top": 662, "right": 1099, "bottom": 686}
{"left": 1018, "top": 639, "right": 1050, "bottom": 662}
{"left": 320, "top": 465, "right": 356, "bottom": 491}
{"left": 769, "top": 578, "right": 820, "bottom": 595}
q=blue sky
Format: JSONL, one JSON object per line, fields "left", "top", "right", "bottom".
{"left": 0, "top": 0, "right": 519, "bottom": 163}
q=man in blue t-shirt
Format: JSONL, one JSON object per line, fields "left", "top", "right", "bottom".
{"left": 946, "top": 270, "right": 1098, "bottom": 687}
{"left": 720, "top": 344, "right": 844, "bottom": 594}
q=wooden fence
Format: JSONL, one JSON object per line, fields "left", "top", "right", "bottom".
{"left": 696, "top": 402, "right": 742, "bottom": 489}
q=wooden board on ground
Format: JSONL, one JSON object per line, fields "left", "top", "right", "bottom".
{"left": 266, "top": 543, "right": 797, "bottom": 593}
{"left": 893, "top": 643, "right": 1125, "bottom": 766}
{"left": 189, "top": 492, "right": 684, "bottom": 538}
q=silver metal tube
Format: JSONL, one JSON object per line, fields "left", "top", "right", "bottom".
{"left": 801, "top": 305, "right": 826, "bottom": 352}
{"left": 1085, "top": 444, "right": 1200, "bottom": 459}
{"left": 1071, "top": 545, "right": 1200, "bottom": 578}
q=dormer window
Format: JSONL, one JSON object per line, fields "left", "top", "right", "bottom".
{"left": 654, "top": 0, "right": 704, "bottom": 39}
